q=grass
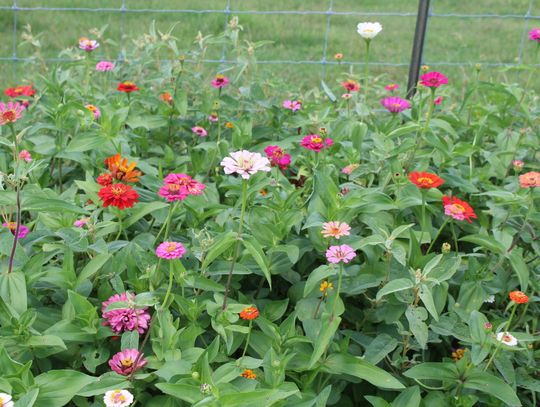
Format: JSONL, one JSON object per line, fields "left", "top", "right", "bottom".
{"left": 0, "top": 0, "right": 538, "bottom": 89}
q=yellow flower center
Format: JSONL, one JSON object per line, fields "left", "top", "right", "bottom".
{"left": 121, "top": 358, "right": 134, "bottom": 367}
{"left": 448, "top": 204, "right": 465, "bottom": 215}
{"left": 311, "top": 137, "right": 322, "bottom": 143}
{"left": 165, "top": 242, "right": 178, "bottom": 253}
{"left": 2, "top": 110, "right": 17, "bottom": 122}
{"left": 111, "top": 391, "right": 127, "bottom": 402}
{"left": 417, "top": 177, "right": 433, "bottom": 185}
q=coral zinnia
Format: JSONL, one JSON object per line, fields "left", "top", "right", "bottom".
{"left": 104, "top": 154, "right": 141, "bottom": 183}
{"left": 0, "top": 101, "right": 24, "bottom": 125}
{"left": 519, "top": 171, "right": 540, "bottom": 188}
{"left": 341, "top": 79, "right": 360, "bottom": 92}
{"left": 239, "top": 306, "right": 259, "bottom": 320}
{"left": 4, "top": 85, "right": 35, "bottom": 98}
{"left": 117, "top": 81, "right": 139, "bottom": 93}
{"left": 509, "top": 291, "right": 529, "bottom": 304}
{"left": 408, "top": 171, "right": 444, "bottom": 189}
{"left": 442, "top": 196, "right": 477, "bottom": 223}
{"left": 102, "top": 292, "right": 151, "bottom": 334}
{"left": 98, "top": 183, "right": 139, "bottom": 210}
{"left": 155, "top": 241, "right": 186, "bottom": 260}
{"left": 109, "top": 349, "right": 147, "bottom": 376}
{"left": 321, "top": 221, "right": 351, "bottom": 239}
{"left": 326, "top": 244, "right": 356, "bottom": 264}
{"left": 240, "top": 369, "right": 257, "bottom": 379}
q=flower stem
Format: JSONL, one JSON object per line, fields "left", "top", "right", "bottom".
{"left": 420, "top": 190, "right": 427, "bottom": 246}
{"left": 241, "top": 319, "right": 253, "bottom": 361}
{"left": 8, "top": 125, "right": 21, "bottom": 274}
{"left": 451, "top": 221, "right": 459, "bottom": 253}
{"left": 161, "top": 260, "right": 174, "bottom": 310}
{"left": 222, "top": 180, "right": 249, "bottom": 310}
{"left": 426, "top": 217, "right": 450, "bottom": 255}
{"left": 484, "top": 304, "right": 517, "bottom": 371}
{"left": 404, "top": 89, "right": 435, "bottom": 171}
{"left": 331, "top": 264, "right": 344, "bottom": 320}
{"left": 364, "top": 40, "right": 371, "bottom": 89}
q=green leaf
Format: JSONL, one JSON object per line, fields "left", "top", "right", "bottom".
{"left": 126, "top": 115, "right": 168, "bottom": 130}
{"left": 419, "top": 285, "right": 438, "bottom": 321}
{"left": 77, "top": 375, "right": 130, "bottom": 397}
{"left": 66, "top": 134, "right": 107, "bottom": 153}
{"left": 303, "top": 265, "right": 333, "bottom": 297}
{"left": 391, "top": 386, "right": 421, "bottom": 407}
{"left": 0, "top": 272, "right": 27, "bottom": 314}
{"left": 387, "top": 122, "right": 421, "bottom": 139}
{"left": 14, "top": 388, "right": 39, "bottom": 407}
{"left": 363, "top": 334, "right": 398, "bottom": 365}
{"left": 23, "top": 196, "right": 89, "bottom": 215}
{"left": 404, "top": 362, "right": 458, "bottom": 381}
{"left": 464, "top": 370, "right": 521, "bottom": 406}
{"left": 507, "top": 249, "right": 529, "bottom": 291}
{"left": 308, "top": 314, "right": 341, "bottom": 369}
{"left": 242, "top": 236, "right": 272, "bottom": 289}
{"left": 76, "top": 253, "right": 112, "bottom": 285}
{"left": 34, "top": 370, "right": 97, "bottom": 407}
{"left": 459, "top": 235, "right": 505, "bottom": 254}
{"left": 405, "top": 306, "right": 428, "bottom": 349}
{"left": 156, "top": 383, "right": 203, "bottom": 404}
{"left": 123, "top": 202, "right": 169, "bottom": 228}
{"left": 422, "top": 254, "right": 443, "bottom": 277}
{"left": 320, "top": 80, "right": 337, "bottom": 102}
{"left": 201, "top": 231, "right": 236, "bottom": 270}
{"left": 376, "top": 278, "right": 413, "bottom": 301}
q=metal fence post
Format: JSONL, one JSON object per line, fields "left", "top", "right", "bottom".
{"left": 407, "top": 0, "right": 431, "bottom": 99}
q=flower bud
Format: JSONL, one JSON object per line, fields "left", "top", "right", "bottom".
{"left": 442, "top": 242, "right": 451, "bottom": 254}
{"left": 512, "top": 160, "right": 524, "bottom": 172}
{"left": 191, "top": 371, "right": 200, "bottom": 380}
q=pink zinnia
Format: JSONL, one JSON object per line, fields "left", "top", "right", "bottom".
{"left": 102, "top": 292, "right": 151, "bottom": 334}
{"left": 264, "top": 145, "right": 291, "bottom": 170}
{"left": 109, "top": 349, "right": 147, "bottom": 376}
{"left": 283, "top": 100, "right": 302, "bottom": 112}
{"left": 342, "top": 164, "right": 359, "bottom": 175}
{"left": 420, "top": 71, "right": 448, "bottom": 88}
{"left": 519, "top": 171, "right": 540, "bottom": 188}
{"left": 442, "top": 196, "right": 477, "bottom": 223}
{"left": 192, "top": 126, "right": 207, "bottom": 137}
{"left": 326, "top": 244, "right": 356, "bottom": 264}
{"left": 85, "top": 104, "right": 101, "bottom": 120}
{"left": 300, "top": 134, "right": 333, "bottom": 152}
{"left": 0, "top": 101, "right": 24, "bottom": 125}
{"left": 158, "top": 173, "right": 206, "bottom": 201}
{"left": 96, "top": 61, "right": 115, "bottom": 71}
{"left": 211, "top": 74, "right": 229, "bottom": 88}
{"left": 155, "top": 241, "right": 186, "bottom": 259}
{"left": 434, "top": 96, "right": 443, "bottom": 105}
{"left": 342, "top": 80, "right": 360, "bottom": 92}
{"left": 342, "top": 93, "right": 353, "bottom": 100}
{"left": 74, "top": 217, "right": 90, "bottom": 228}
{"left": 529, "top": 28, "right": 540, "bottom": 42}
{"left": 3, "top": 222, "right": 29, "bottom": 239}
{"left": 208, "top": 113, "right": 219, "bottom": 122}
{"left": 380, "top": 96, "right": 411, "bottom": 113}
{"left": 220, "top": 150, "right": 271, "bottom": 179}
{"left": 321, "top": 222, "right": 351, "bottom": 239}
{"left": 18, "top": 150, "right": 32, "bottom": 162}
{"left": 385, "top": 83, "right": 399, "bottom": 92}
{"left": 79, "top": 37, "right": 99, "bottom": 52}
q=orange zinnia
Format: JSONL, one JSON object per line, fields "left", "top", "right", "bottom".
{"left": 509, "top": 291, "right": 528, "bottom": 304}
{"left": 239, "top": 306, "right": 259, "bottom": 320}
{"left": 240, "top": 369, "right": 257, "bottom": 379}
{"left": 408, "top": 171, "right": 444, "bottom": 189}
{"left": 104, "top": 154, "right": 141, "bottom": 183}
{"left": 98, "top": 183, "right": 139, "bottom": 210}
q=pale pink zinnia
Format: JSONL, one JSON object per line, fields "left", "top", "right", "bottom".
{"left": 192, "top": 126, "right": 208, "bottom": 137}
{"left": 0, "top": 101, "right": 24, "bottom": 125}
{"left": 326, "top": 244, "right": 356, "bottom": 264}
{"left": 156, "top": 241, "right": 186, "bottom": 260}
{"left": 380, "top": 96, "right": 411, "bottom": 113}
{"left": 419, "top": 71, "right": 448, "bottom": 88}
{"left": 300, "top": 134, "right": 333, "bottom": 152}
{"left": 529, "top": 28, "right": 540, "bottom": 42}
{"left": 264, "top": 145, "right": 291, "bottom": 170}
{"left": 96, "top": 61, "right": 115, "bottom": 71}
{"left": 103, "top": 389, "right": 134, "bottom": 407}
{"left": 79, "top": 37, "right": 99, "bottom": 52}
{"left": 342, "top": 163, "right": 359, "bottom": 175}
{"left": 211, "top": 74, "right": 229, "bottom": 88}
{"left": 321, "top": 222, "right": 351, "bottom": 239}
{"left": 208, "top": 113, "right": 219, "bottom": 122}
{"left": 283, "top": 100, "right": 302, "bottom": 112}
{"left": 3, "top": 222, "right": 29, "bottom": 239}
{"left": 102, "top": 292, "right": 151, "bottom": 334}
{"left": 18, "top": 150, "right": 32, "bottom": 162}
{"left": 220, "top": 150, "right": 271, "bottom": 179}
{"left": 109, "top": 349, "right": 147, "bottom": 376}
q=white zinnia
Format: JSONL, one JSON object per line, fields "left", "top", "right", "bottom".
{"left": 220, "top": 150, "right": 271, "bottom": 179}
{"left": 104, "top": 389, "right": 134, "bottom": 407}
{"left": 357, "top": 22, "right": 383, "bottom": 39}
{"left": 496, "top": 332, "right": 518, "bottom": 347}
{"left": 0, "top": 393, "right": 14, "bottom": 407}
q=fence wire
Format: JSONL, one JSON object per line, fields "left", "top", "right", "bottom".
{"left": 2, "top": 1, "right": 540, "bottom": 77}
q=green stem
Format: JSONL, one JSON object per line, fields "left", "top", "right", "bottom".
{"left": 153, "top": 202, "right": 178, "bottom": 245}
{"left": 7, "top": 125, "right": 21, "bottom": 275}
{"left": 364, "top": 40, "right": 370, "bottom": 89}
{"left": 404, "top": 90, "right": 436, "bottom": 171}
{"left": 241, "top": 319, "right": 253, "bottom": 360}
{"left": 426, "top": 217, "right": 450, "bottom": 255}
{"left": 331, "top": 264, "right": 344, "bottom": 319}
{"left": 161, "top": 260, "right": 174, "bottom": 310}
{"left": 420, "top": 190, "right": 426, "bottom": 246}
{"left": 222, "top": 180, "right": 249, "bottom": 310}
{"left": 451, "top": 221, "right": 459, "bottom": 253}
{"left": 484, "top": 304, "right": 517, "bottom": 371}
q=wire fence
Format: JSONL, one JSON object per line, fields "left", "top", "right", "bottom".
{"left": 1, "top": 0, "right": 540, "bottom": 76}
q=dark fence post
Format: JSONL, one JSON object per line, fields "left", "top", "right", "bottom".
{"left": 407, "top": 0, "right": 431, "bottom": 99}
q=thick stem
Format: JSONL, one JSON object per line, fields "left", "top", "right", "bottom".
{"left": 426, "top": 217, "right": 450, "bottom": 255}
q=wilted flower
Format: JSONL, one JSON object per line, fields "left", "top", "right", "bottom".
{"left": 241, "top": 369, "right": 257, "bottom": 379}
{"left": 18, "top": 149, "right": 32, "bottom": 162}
{"left": 342, "top": 163, "right": 359, "bottom": 175}
{"left": 211, "top": 74, "right": 229, "bottom": 88}
{"left": 0, "top": 101, "right": 24, "bottom": 125}
{"left": 117, "top": 81, "right": 139, "bottom": 93}
{"left": 239, "top": 306, "right": 259, "bottom": 320}
{"left": 408, "top": 171, "right": 444, "bottom": 188}
{"left": 264, "top": 145, "right": 291, "bottom": 170}
{"left": 321, "top": 221, "right": 351, "bottom": 239}
{"left": 420, "top": 71, "right": 448, "bottom": 88}
{"left": 3, "top": 222, "right": 29, "bottom": 239}
{"left": 283, "top": 100, "right": 302, "bottom": 112}
{"left": 529, "top": 28, "right": 540, "bottom": 42}
{"left": 320, "top": 280, "right": 334, "bottom": 296}
{"left": 104, "top": 389, "right": 134, "bottom": 407}
{"left": 4, "top": 85, "right": 35, "bottom": 98}
{"left": 156, "top": 241, "right": 186, "bottom": 260}
{"left": 385, "top": 83, "right": 399, "bottom": 92}
{"left": 496, "top": 332, "right": 518, "bottom": 347}
{"left": 158, "top": 173, "right": 206, "bottom": 201}
{"left": 102, "top": 292, "right": 151, "bottom": 334}
{"left": 79, "top": 37, "right": 99, "bottom": 51}
{"left": 98, "top": 183, "right": 139, "bottom": 210}
{"left": 326, "top": 244, "right": 356, "bottom": 264}
{"left": 109, "top": 349, "right": 147, "bottom": 376}
{"left": 85, "top": 104, "right": 101, "bottom": 119}
{"left": 342, "top": 80, "right": 360, "bottom": 92}
{"left": 334, "top": 53, "right": 343, "bottom": 60}
{"left": 221, "top": 150, "right": 271, "bottom": 179}
{"left": 442, "top": 196, "right": 477, "bottom": 223}
{"left": 434, "top": 96, "right": 443, "bottom": 105}
{"left": 509, "top": 291, "right": 529, "bottom": 304}
{"left": 74, "top": 217, "right": 90, "bottom": 228}
{"left": 519, "top": 171, "right": 540, "bottom": 188}
{"left": 192, "top": 126, "right": 208, "bottom": 137}
{"left": 96, "top": 61, "right": 115, "bottom": 71}
{"left": 451, "top": 348, "right": 465, "bottom": 361}
{"left": 0, "top": 393, "right": 13, "bottom": 407}
{"left": 357, "top": 22, "right": 382, "bottom": 39}
{"left": 380, "top": 96, "right": 411, "bottom": 113}
{"left": 300, "top": 134, "right": 333, "bottom": 152}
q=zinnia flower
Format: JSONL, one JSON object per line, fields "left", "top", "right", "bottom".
{"left": 85, "top": 104, "right": 101, "bottom": 119}
{"left": 160, "top": 92, "right": 173, "bottom": 104}
{"left": 105, "top": 154, "right": 141, "bottom": 183}
{"left": 300, "top": 134, "right": 333, "bottom": 152}
{"left": 74, "top": 217, "right": 90, "bottom": 228}
{"left": 156, "top": 241, "right": 186, "bottom": 260}
{"left": 0, "top": 101, "right": 24, "bottom": 125}
{"left": 408, "top": 171, "right": 444, "bottom": 188}
{"left": 380, "top": 96, "right": 411, "bottom": 113}
{"left": 509, "top": 291, "right": 529, "bottom": 304}
{"left": 342, "top": 93, "right": 353, "bottom": 100}
{"left": 97, "top": 173, "right": 113, "bottom": 186}
{"left": 442, "top": 196, "right": 477, "bottom": 223}
{"left": 434, "top": 96, "right": 443, "bottom": 105}
{"left": 264, "top": 145, "right": 291, "bottom": 170}
{"left": 326, "top": 244, "right": 356, "bottom": 264}
{"left": 225, "top": 121, "right": 234, "bottom": 129}
{"left": 385, "top": 83, "right": 399, "bottom": 92}
{"left": 79, "top": 37, "right": 99, "bottom": 51}
{"left": 420, "top": 71, "right": 448, "bottom": 88}
{"left": 18, "top": 150, "right": 32, "bottom": 162}
{"left": 342, "top": 79, "right": 360, "bottom": 92}
{"left": 320, "top": 280, "right": 333, "bottom": 296}
{"left": 104, "top": 389, "right": 134, "bottom": 407}
{"left": 321, "top": 221, "right": 351, "bottom": 239}
{"left": 342, "top": 163, "right": 359, "bottom": 175}
{"left": 4, "top": 85, "right": 35, "bottom": 98}
{"left": 220, "top": 150, "right": 271, "bottom": 179}
{"left": 529, "top": 28, "right": 540, "bottom": 42}
{"left": 512, "top": 160, "right": 524, "bottom": 172}
{"left": 211, "top": 74, "right": 229, "bottom": 88}
{"left": 496, "top": 332, "right": 518, "bottom": 347}
{"left": 241, "top": 369, "right": 257, "bottom": 379}
{"left": 3, "top": 222, "right": 29, "bottom": 239}
{"left": 102, "top": 292, "right": 151, "bottom": 334}
{"left": 0, "top": 393, "right": 14, "bottom": 407}
{"left": 117, "top": 81, "right": 139, "bottom": 93}
{"left": 98, "top": 183, "right": 139, "bottom": 210}
{"left": 96, "top": 61, "right": 115, "bottom": 71}
{"left": 158, "top": 173, "right": 206, "bottom": 201}
{"left": 239, "top": 306, "right": 259, "bottom": 320}
{"left": 192, "top": 126, "right": 208, "bottom": 137}
{"left": 357, "top": 22, "right": 383, "bottom": 39}
{"left": 109, "top": 349, "right": 147, "bottom": 376}
{"left": 208, "top": 113, "right": 219, "bottom": 122}
{"left": 519, "top": 171, "right": 540, "bottom": 188}
{"left": 334, "top": 53, "right": 343, "bottom": 60}
{"left": 283, "top": 100, "right": 302, "bottom": 112}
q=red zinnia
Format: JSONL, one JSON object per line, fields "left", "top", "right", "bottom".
{"left": 341, "top": 79, "right": 360, "bottom": 92}
{"left": 442, "top": 196, "right": 477, "bottom": 223}
{"left": 117, "top": 81, "right": 139, "bottom": 93}
{"left": 98, "top": 183, "right": 139, "bottom": 210}
{"left": 4, "top": 85, "right": 35, "bottom": 98}
{"left": 509, "top": 291, "right": 529, "bottom": 304}
{"left": 408, "top": 171, "right": 444, "bottom": 189}
{"left": 97, "top": 173, "right": 113, "bottom": 186}
{"left": 239, "top": 306, "right": 259, "bottom": 320}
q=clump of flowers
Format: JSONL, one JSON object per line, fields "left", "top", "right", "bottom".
{"left": 192, "top": 126, "right": 208, "bottom": 137}
{"left": 117, "top": 81, "right": 139, "bottom": 93}
{"left": 342, "top": 163, "right": 359, "bottom": 175}
{"left": 529, "top": 27, "right": 540, "bottom": 42}
{"left": 357, "top": 22, "right": 383, "bottom": 39}
{"left": 496, "top": 332, "right": 518, "bottom": 347}
{"left": 0, "top": 393, "right": 13, "bottom": 407}
{"left": 241, "top": 369, "right": 257, "bottom": 379}
{"left": 2, "top": 222, "right": 30, "bottom": 239}
{"left": 211, "top": 74, "right": 229, "bottom": 88}
{"left": 420, "top": 71, "right": 448, "bottom": 88}
{"left": 283, "top": 100, "right": 302, "bottom": 112}
{"left": 264, "top": 145, "right": 291, "bottom": 170}
{"left": 109, "top": 349, "right": 147, "bottom": 376}
{"left": 442, "top": 196, "right": 477, "bottom": 223}
{"left": 408, "top": 171, "right": 444, "bottom": 188}
{"left": 158, "top": 173, "right": 206, "bottom": 201}
{"left": 103, "top": 389, "right": 134, "bottom": 407}
{"left": 4, "top": 85, "right": 35, "bottom": 98}
{"left": 239, "top": 306, "right": 259, "bottom": 320}
{"left": 519, "top": 171, "right": 540, "bottom": 188}
{"left": 18, "top": 150, "right": 32, "bottom": 162}
{"left": 380, "top": 96, "right": 411, "bottom": 113}
{"left": 102, "top": 292, "right": 151, "bottom": 334}
{"left": 300, "top": 134, "right": 333, "bottom": 152}
{"left": 509, "top": 291, "right": 529, "bottom": 304}
{"left": 156, "top": 241, "right": 186, "bottom": 260}
{"left": 341, "top": 79, "right": 360, "bottom": 92}
{"left": 85, "top": 104, "right": 101, "bottom": 120}
{"left": 96, "top": 61, "right": 115, "bottom": 71}
{"left": 221, "top": 150, "right": 271, "bottom": 179}
{"left": 79, "top": 37, "right": 99, "bottom": 51}
{"left": 326, "top": 244, "right": 356, "bottom": 264}
{"left": 321, "top": 221, "right": 351, "bottom": 239}
{"left": 0, "top": 101, "right": 24, "bottom": 125}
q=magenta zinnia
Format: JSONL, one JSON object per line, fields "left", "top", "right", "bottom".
{"left": 109, "top": 349, "right": 147, "bottom": 376}
{"left": 0, "top": 101, "right": 24, "bottom": 125}
{"left": 420, "top": 71, "right": 448, "bottom": 88}
{"left": 3, "top": 222, "right": 30, "bottom": 239}
{"left": 156, "top": 241, "right": 186, "bottom": 260}
{"left": 380, "top": 96, "right": 411, "bottom": 113}
{"left": 529, "top": 28, "right": 540, "bottom": 42}
{"left": 300, "top": 134, "right": 333, "bottom": 152}
{"left": 101, "top": 292, "right": 151, "bottom": 334}
{"left": 264, "top": 145, "right": 291, "bottom": 170}
{"left": 326, "top": 244, "right": 356, "bottom": 264}
{"left": 282, "top": 100, "right": 302, "bottom": 112}
{"left": 158, "top": 173, "right": 206, "bottom": 202}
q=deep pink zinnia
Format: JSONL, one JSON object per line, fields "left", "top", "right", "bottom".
{"left": 300, "top": 134, "right": 333, "bottom": 152}
{"left": 102, "top": 292, "right": 151, "bottom": 334}
{"left": 283, "top": 100, "right": 302, "bottom": 112}
{"left": 529, "top": 28, "right": 540, "bottom": 42}
{"left": 109, "top": 349, "right": 147, "bottom": 376}
{"left": 420, "top": 72, "right": 448, "bottom": 88}
{"left": 158, "top": 173, "right": 206, "bottom": 202}
{"left": 211, "top": 74, "right": 229, "bottom": 88}
{"left": 326, "top": 244, "right": 356, "bottom": 264}
{"left": 3, "top": 222, "right": 29, "bottom": 239}
{"left": 380, "top": 96, "right": 411, "bottom": 113}
{"left": 264, "top": 145, "right": 291, "bottom": 170}
{"left": 156, "top": 241, "right": 186, "bottom": 259}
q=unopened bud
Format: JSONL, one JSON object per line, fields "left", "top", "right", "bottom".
{"left": 442, "top": 242, "right": 451, "bottom": 254}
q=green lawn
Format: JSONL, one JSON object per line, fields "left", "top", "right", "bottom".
{"left": 0, "top": 0, "right": 538, "bottom": 89}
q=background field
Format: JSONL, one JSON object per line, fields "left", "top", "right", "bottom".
{"left": 0, "top": 0, "right": 539, "bottom": 89}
